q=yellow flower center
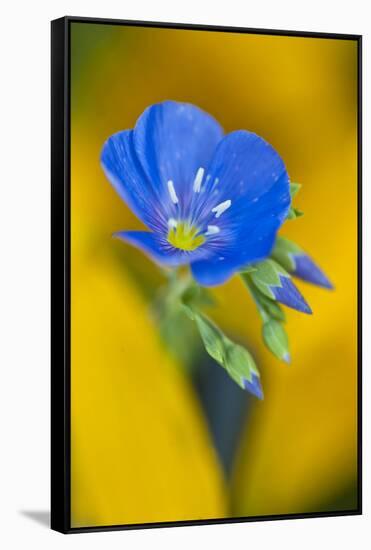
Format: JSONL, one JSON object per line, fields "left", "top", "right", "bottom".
{"left": 167, "top": 221, "right": 206, "bottom": 251}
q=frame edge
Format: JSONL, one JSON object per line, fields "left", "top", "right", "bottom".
{"left": 51, "top": 16, "right": 70, "bottom": 534}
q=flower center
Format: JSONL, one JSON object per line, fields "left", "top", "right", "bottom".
{"left": 167, "top": 221, "right": 206, "bottom": 251}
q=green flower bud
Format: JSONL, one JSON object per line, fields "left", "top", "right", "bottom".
{"left": 262, "top": 319, "right": 290, "bottom": 363}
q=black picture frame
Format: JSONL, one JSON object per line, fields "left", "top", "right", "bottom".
{"left": 51, "top": 15, "right": 362, "bottom": 534}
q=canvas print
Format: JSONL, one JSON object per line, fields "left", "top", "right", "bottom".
{"left": 52, "top": 17, "right": 361, "bottom": 532}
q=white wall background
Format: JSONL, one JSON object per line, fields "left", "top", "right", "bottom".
{"left": 0, "top": 0, "right": 369, "bottom": 548}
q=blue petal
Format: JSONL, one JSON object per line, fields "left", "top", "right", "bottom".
{"left": 133, "top": 101, "right": 224, "bottom": 215}
{"left": 243, "top": 373, "right": 264, "bottom": 399}
{"left": 189, "top": 131, "right": 291, "bottom": 285}
{"left": 196, "top": 130, "right": 290, "bottom": 229}
{"left": 191, "top": 222, "right": 278, "bottom": 286}
{"left": 101, "top": 130, "right": 168, "bottom": 232}
{"left": 191, "top": 256, "right": 242, "bottom": 287}
{"left": 292, "top": 253, "right": 334, "bottom": 289}
{"left": 114, "top": 231, "right": 207, "bottom": 267}
{"left": 271, "top": 275, "right": 312, "bottom": 314}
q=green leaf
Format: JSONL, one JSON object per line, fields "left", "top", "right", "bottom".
{"left": 262, "top": 320, "right": 290, "bottom": 363}
{"left": 250, "top": 259, "right": 288, "bottom": 299}
{"left": 289, "top": 182, "right": 302, "bottom": 198}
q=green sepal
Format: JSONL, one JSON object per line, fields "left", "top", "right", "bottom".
{"left": 289, "top": 182, "right": 302, "bottom": 198}
{"left": 271, "top": 236, "right": 302, "bottom": 272}
{"left": 262, "top": 320, "right": 290, "bottom": 363}
{"left": 249, "top": 259, "right": 289, "bottom": 299}
{"left": 193, "top": 312, "right": 225, "bottom": 365}
{"left": 287, "top": 182, "right": 303, "bottom": 220}
{"left": 241, "top": 272, "right": 285, "bottom": 322}
{"left": 186, "top": 308, "right": 261, "bottom": 393}
{"left": 287, "top": 207, "right": 304, "bottom": 220}
{"left": 240, "top": 265, "right": 257, "bottom": 274}
{"left": 223, "top": 340, "right": 260, "bottom": 389}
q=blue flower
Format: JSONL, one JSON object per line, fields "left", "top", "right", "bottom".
{"left": 272, "top": 236, "right": 333, "bottom": 291}
{"left": 270, "top": 273, "right": 312, "bottom": 314}
{"left": 291, "top": 254, "right": 333, "bottom": 289}
{"left": 101, "top": 101, "right": 291, "bottom": 286}
{"left": 249, "top": 259, "right": 312, "bottom": 315}
{"left": 243, "top": 373, "right": 264, "bottom": 399}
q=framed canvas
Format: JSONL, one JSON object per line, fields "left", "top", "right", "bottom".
{"left": 51, "top": 16, "right": 362, "bottom": 534}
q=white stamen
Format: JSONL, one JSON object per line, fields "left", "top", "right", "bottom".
{"left": 193, "top": 167, "right": 205, "bottom": 193}
{"left": 212, "top": 199, "right": 231, "bottom": 218}
{"left": 214, "top": 177, "right": 219, "bottom": 185}
{"left": 167, "top": 180, "right": 179, "bottom": 204}
{"left": 205, "top": 225, "right": 220, "bottom": 236}
{"left": 168, "top": 218, "right": 177, "bottom": 229}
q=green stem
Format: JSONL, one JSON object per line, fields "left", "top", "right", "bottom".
{"left": 153, "top": 268, "right": 193, "bottom": 321}
{"left": 240, "top": 273, "right": 270, "bottom": 323}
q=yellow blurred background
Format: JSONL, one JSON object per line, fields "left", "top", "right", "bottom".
{"left": 70, "top": 22, "right": 358, "bottom": 527}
